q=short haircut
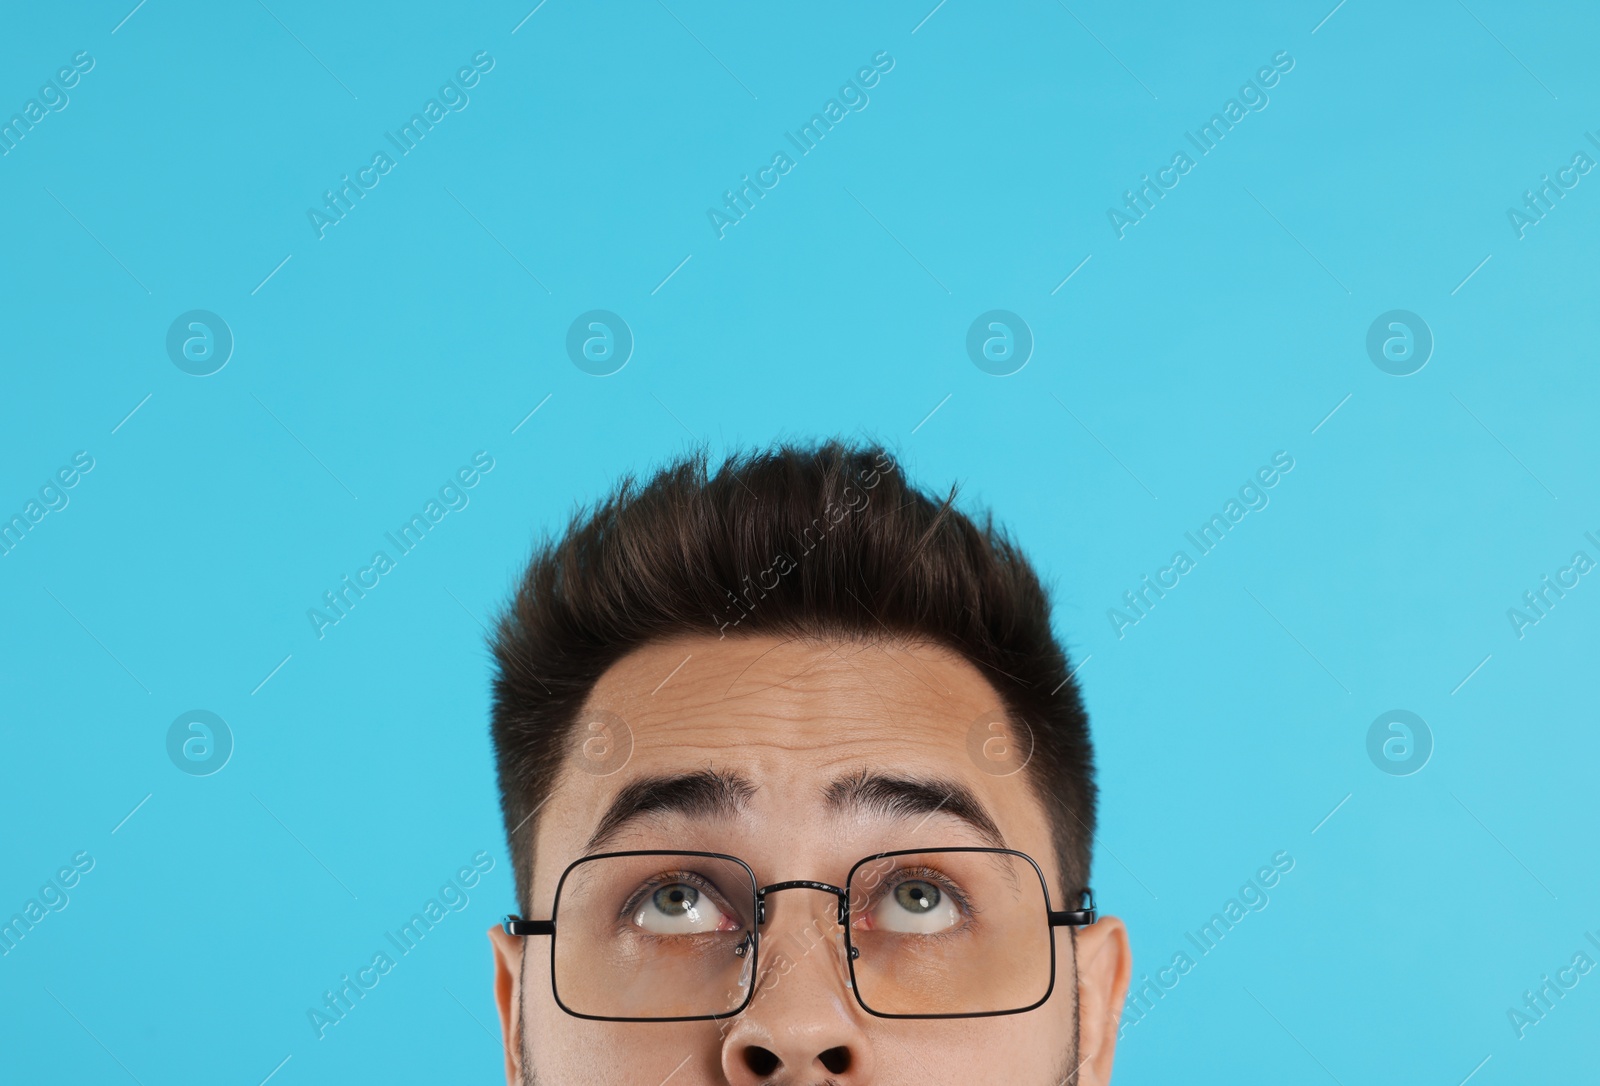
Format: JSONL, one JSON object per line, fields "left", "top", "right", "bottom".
{"left": 489, "top": 441, "right": 1095, "bottom": 910}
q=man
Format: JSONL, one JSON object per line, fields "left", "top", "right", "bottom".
{"left": 486, "top": 442, "right": 1130, "bottom": 1084}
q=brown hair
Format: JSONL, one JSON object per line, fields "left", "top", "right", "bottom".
{"left": 489, "top": 441, "right": 1095, "bottom": 909}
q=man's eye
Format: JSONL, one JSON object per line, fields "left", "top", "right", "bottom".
{"left": 870, "top": 878, "right": 962, "bottom": 933}
{"left": 631, "top": 882, "right": 736, "bottom": 934}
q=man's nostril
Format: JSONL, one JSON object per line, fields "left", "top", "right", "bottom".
{"left": 818, "top": 1046, "right": 851, "bottom": 1074}
{"left": 743, "top": 1045, "right": 781, "bottom": 1076}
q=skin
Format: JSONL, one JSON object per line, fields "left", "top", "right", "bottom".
{"left": 489, "top": 634, "right": 1131, "bottom": 1084}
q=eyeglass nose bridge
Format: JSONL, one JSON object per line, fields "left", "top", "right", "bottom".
{"left": 754, "top": 879, "right": 848, "bottom": 927}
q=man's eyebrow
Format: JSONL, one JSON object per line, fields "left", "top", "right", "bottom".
{"left": 822, "top": 770, "right": 1007, "bottom": 850}
{"left": 583, "top": 768, "right": 757, "bottom": 855}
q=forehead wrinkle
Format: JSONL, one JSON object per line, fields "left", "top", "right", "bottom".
{"left": 716, "top": 636, "right": 843, "bottom": 702}
{"left": 624, "top": 664, "right": 970, "bottom": 771}
{"left": 645, "top": 672, "right": 884, "bottom": 739}
{"left": 615, "top": 635, "right": 977, "bottom": 716}
{"left": 715, "top": 633, "right": 905, "bottom": 706}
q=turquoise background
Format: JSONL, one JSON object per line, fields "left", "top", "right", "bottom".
{"left": 3, "top": 1, "right": 1597, "bottom": 1082}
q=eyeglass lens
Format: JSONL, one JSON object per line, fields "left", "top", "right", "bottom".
{"left": 548, "top": 850, "right": 1053, "bottom": 1020}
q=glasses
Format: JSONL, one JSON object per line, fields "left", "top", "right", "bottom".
{"left": 502, "top": 848, "right": 1095, "bottom": 1021}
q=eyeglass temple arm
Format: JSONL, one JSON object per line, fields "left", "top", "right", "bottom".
{"left": 502, "top": 915, "right": 554, "bottom": 936}
{"left": 1048, "top": 889, "right": 1096, "bottom": 928}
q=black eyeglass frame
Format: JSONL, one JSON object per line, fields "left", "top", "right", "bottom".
{"left": 502, "top": 846, "right": 1097, "bottom": 1023}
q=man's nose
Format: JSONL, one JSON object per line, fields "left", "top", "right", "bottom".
{"left": 719, "top": 894, "right": 876, "bottom": 1084}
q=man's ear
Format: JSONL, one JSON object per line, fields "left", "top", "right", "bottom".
{"left": 1072, "top": 916, "right": 1132, "bottom": 1084}
{"left": 490, "top": 926, "right": 527, "bottom": 1085}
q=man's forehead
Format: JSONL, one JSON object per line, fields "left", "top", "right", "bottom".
{"left": 526, "top": 634, "right": 1062, "bottom": 892}
{"left": 587, "top": 634, "right": 992, "bottom": 749}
